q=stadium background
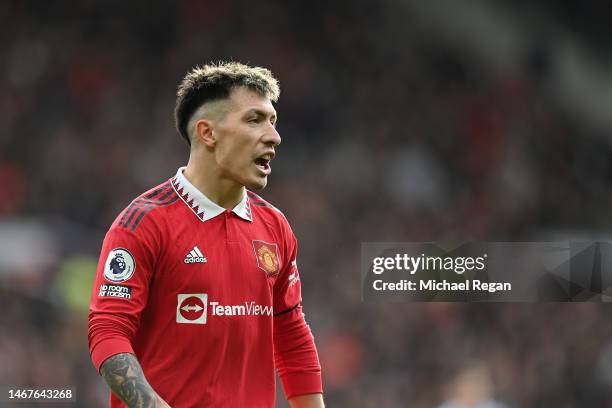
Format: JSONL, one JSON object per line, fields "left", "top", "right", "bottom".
{"left": 2, "top": 0, "right": 612, "bottom": 406}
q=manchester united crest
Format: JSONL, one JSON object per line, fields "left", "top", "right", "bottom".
{"left": 252, "top": 240, "right": 280, "bottom": 276}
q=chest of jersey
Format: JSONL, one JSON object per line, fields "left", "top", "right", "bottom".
{"left": 126, "top": 201, "right": 285, "bottom": 403}
{"left": 154, "top": 210, "right": 282, "bottom": 305}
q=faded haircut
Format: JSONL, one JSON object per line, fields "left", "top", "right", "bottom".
{"left": 174, "top": 61, "right": 280, "bottom": 145}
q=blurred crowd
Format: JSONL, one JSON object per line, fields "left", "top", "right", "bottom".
{"left": 2, "top": 0, "right": 612, "bottom": 406}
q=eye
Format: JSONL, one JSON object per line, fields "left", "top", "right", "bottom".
{"left": 248, "top": 117, "right": 259, "bottom": 124}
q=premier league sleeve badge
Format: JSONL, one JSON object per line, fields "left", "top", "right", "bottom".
{"left": 103, "top": 248, "right": 136, "bottom": 283}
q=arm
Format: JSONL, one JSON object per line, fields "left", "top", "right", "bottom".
{"left": 89, "top": 222, "right": 163, "bottom": 402}
{"left": 100, "top": 353, "right": 170, "bottom": 408}
{"left": 288, "top": 393, "right": 325, "bottom": 408}
{"left": 273, "top": 224, "right": 323, "bottom": 403}
{"left": 273, "top": 307, "right": 323, "bottom": 400}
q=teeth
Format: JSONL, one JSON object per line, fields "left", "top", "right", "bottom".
{"left": 259, "top": 153, "right": 272, "bottom": 161}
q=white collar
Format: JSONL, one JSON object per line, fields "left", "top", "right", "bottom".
{"left": 170, "top": 167, "right": 252, "bottom": 222}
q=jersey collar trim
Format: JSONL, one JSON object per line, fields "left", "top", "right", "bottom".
{"left": 170, "top": 167, "right": 253, "bottom": 222}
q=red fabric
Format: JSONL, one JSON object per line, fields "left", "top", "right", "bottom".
{"left": 89, "top": 331, "right": 134, "bottom": 372}
{"left": 274, "top": 306, "right": 323, "bottom": 399}
{"left": 88, "top": 177, "right": 322, "bottom": 408}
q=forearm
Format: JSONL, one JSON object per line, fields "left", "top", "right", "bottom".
{"left": 289, "top": 393, "right": 325, "bottom": 408}
{"left": 274, "top": 307, "right": 322, "bottom": 399}
{"left": 100, "top": 353, "right": 169, "bottom": 408}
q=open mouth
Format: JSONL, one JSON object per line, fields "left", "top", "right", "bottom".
{"left": 254, "top": 157, "right": 270, "bottom": 170}
{"left": 254, "top": 152, "right": 274, "bottom": 174}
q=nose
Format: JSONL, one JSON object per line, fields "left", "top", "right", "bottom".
{"left": 264, "top": 125, "right": 281, "bottom": 147}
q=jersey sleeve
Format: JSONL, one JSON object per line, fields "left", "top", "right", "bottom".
{"left": 273, "top": 223, "right": 322, "bottom": 399}
{"left": 87, "top": 220, "right": 158, "bottom": 372}
{"left": 273, "top": 228, "right": 301, "bottom": 314}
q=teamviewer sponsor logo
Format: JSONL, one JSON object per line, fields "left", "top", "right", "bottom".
{"left": 209, "top": 301, "right": 273, "bottom": 317}
{"left": 176, "top": 294, "right": 273, "bottom": 324}
{"left": 176, "top": 293, "right": 208, "bottom": 324}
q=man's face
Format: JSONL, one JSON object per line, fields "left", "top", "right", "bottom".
{"left": 211, "top": 87, "right": 281, "bottom": 190}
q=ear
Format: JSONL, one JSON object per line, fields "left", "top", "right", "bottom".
{"left": 194, "top": 119, "right": 216, "bottom": 148}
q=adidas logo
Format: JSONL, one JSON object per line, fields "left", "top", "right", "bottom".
{"left": 184, "top": 246, "right": 207, "bottom": 264}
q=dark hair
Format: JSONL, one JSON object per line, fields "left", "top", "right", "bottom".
{"left": 174, "top": 61, "right": 280, "bottom": 145}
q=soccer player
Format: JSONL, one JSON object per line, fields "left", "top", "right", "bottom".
{"left": 88, "top": 62, "right": 324, "bottom": 408}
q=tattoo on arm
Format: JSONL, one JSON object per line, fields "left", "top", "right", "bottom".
{"left": 100, "top": 353, "right": 164, "bottom": 408}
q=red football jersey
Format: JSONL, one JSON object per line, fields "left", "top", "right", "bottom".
{"left": 88, "top": 168, "right": 322, "bottom": 407}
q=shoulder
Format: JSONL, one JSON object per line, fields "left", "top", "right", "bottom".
{"left": 110, "top": 179, "right": 180, "bottom": 234}
{"left": 247, "top": 190, "right": 293, "bottom": 233}
{"left": 248, "top": 190, "right": 286, "bottom": 220}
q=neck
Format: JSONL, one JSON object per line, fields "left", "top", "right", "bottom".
{"left": 183, "top": 157, "right": 244, "bottom": 210}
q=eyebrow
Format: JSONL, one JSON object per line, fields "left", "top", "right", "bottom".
{"left": 245, "top": 108, "right": 277, "bottom": 122}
